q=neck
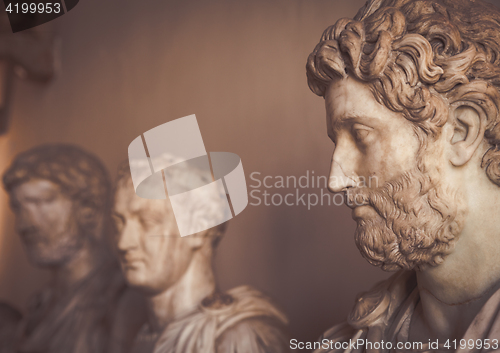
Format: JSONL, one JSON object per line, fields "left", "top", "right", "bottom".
{"left": 51, "top": 235, "right": 106, "bottom": 299}
{"left": 145, "top": 248, "right": 216, "bottom": 333}
{"left": 412, "top": 182, "right": 500, "bottom": 340}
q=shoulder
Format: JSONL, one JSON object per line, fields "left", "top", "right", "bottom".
{"left": 312, "top": 322, "right": 361, "bottom": 353}
{"left": 0, "top": 302, "right": 22, "bottom": 353}
{"left": 202, "top": 285, "right": 289, "bottom": 353}
{"left": 347, "top": 270, "right": 416, "bottom": 329}
{"left": 216, "top": 316, "right": 289, "bottom": 353}
{"left": 202, "top": 285, "right": 288, "bottom": 326}
{"left": 313, "top": 271, "right": 416, "bottom": 353}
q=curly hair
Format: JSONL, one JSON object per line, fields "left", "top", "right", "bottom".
{"left": 306, "top": 0, "right": 500, "bottom": 185}
{"left": 3, "top": 144, "right": 112, "bottom": 235}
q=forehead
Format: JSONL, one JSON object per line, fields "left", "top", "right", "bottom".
{"left": 114, "top": 180, "right": 171, "bottom": 217}
{"left": 12, "top": 179, "right": 63, "bottom": 200}
{"left": 325, "top": 77, "right": 404, "bottom": 130}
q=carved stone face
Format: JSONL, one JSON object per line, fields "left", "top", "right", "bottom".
{"left": 10, "top": 179, "right": 82, "bottom": 267}
{"left": 325, "top": 76, "right": 421, "bottom": 193}
{"left": 326, "top": 77, "right": 466, "bottom": 270}
{"left": 113, "top": 181, "right": 194, "bottom": 296}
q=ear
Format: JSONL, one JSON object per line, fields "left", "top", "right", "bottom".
{"left": 448, "top": 104, "right": 486, "bottom": 166}
{"left": 187, "top": 235, "right": 205, "bottom": 250}
{"left": 76, "top": 204, "right": 98, "bottom": 230}
{"left": 187, "top": 229, "right": 212, "bottom": 250}
{"left": 187, "top": 227, "right": 221, "bottom": 251}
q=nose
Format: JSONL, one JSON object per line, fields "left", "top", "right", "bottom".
{"left": 117, "top": 220, "right": 139, "bottom": 253}
{"left": 328, "top": 148, "right": 358, "bottom": 193}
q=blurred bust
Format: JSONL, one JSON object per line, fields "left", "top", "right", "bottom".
{"left": 113, "top": 157, "right": 289, "bottom": 353}
{"left": 0, "top": 302, "right": 21, "bottom": 353}
{"left": 3, "top": 144, "right": 145, "bottom": 353}
{"left": 306, "top": 0, "right": 500, "bottom": 351}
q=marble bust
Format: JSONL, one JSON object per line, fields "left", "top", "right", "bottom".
{"left": 2, "top": 144, "right": 145, "bottom": 353}
{"left": 113, "top": 158, "right": 289, "bottom": 353}
{"left": 306, "top": 0, "right": 500, "bottom": 351}
{"left": 0, "top": 302, "right": 22, "bottom": 353}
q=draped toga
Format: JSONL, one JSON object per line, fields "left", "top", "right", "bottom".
{"left": 15, "top": 260, "right": 126, "bottom": 353}
{"left": 132, "top": 285, "right": 290, "bottom": 353}
{"left": 314, "top": 271, "right": 500, "bottom": 353}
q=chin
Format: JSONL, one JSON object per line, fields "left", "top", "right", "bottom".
{"left": 123, "top": 269, "right": 152, "bottom": 290}
{"left": 124, "top": 276, "right": 148, "bottom": 290}
{"left": 122, "top": 267, "right": 142, "bottom": 282}
{"left": 124, "top": 273, "right": 172, "bottom": 296}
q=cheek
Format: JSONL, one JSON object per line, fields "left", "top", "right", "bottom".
{"left": 389, "top": 133, "right": 419, "bottom": 169}
{"left": 141, "top": 237, "right": 176, "bottom": 275}
{"left": 349, "top": 142, "right": 390, "bottom": 184}
{"left": 362, "top": 131, "right": 419, "bottom": 183}
{"left": 42, "top": 201, "right": 76, "bottom": 234}
{"left": 156, "top": 240, "right": 193, "bottom": 281}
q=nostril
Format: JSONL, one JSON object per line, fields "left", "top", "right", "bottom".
{"left": 327, "top": 178, "right": 339, "bottom": 192}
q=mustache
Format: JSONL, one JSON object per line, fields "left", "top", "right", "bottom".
{"left": 345, "top": 189, "right": 370, "bottom": 208}
{"left": 344, "top": 169, "right": 425, "bottom": 215}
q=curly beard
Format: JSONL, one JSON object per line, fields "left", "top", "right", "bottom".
{"left": 346, "top": 166, "right": 467, "bottom": 271}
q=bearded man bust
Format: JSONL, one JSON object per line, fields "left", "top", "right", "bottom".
{"left": 306, "top": 0, "right": 500, "bottom": 351}
{"left": 2, "top": 144, "right": 146, "bottom": 353}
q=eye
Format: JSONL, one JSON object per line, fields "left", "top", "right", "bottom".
{"left": 352, "top": 123, "right": 373, "bottom": 142}
{"left": 139, "top": 216, "right": 160, "bottom": 232}
{"left": 43, "top": 195, "right": 56, "bottom": 203}
{"left": 112, "top": 213, "right": 125, "bottom": 232}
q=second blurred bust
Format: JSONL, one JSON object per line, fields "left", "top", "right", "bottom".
{"left": 113, "top": 156, "right": 289, "bottom": 353}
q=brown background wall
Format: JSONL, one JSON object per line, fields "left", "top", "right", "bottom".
{"left": 2, "top": 0, "right": 497, "bottom": 347}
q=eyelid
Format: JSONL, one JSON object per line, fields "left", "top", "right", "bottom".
{"left": 352, "top": 123, "right": 373, "bottom": 131}
{"left": 139, "top": 215, "right": 163, "bottom": 229}
{"left": 43, "top": 195, "right": 56, "bottom": 202}
{"left": 112, "top": 212, "right": 126, "bottom": 224}
{"left": 352, "top": 123, "right": 373, "bottom": 140}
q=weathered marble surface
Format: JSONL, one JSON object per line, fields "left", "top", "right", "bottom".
{"left": 306, "top": 0, "right": 500, "bottom": 350}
